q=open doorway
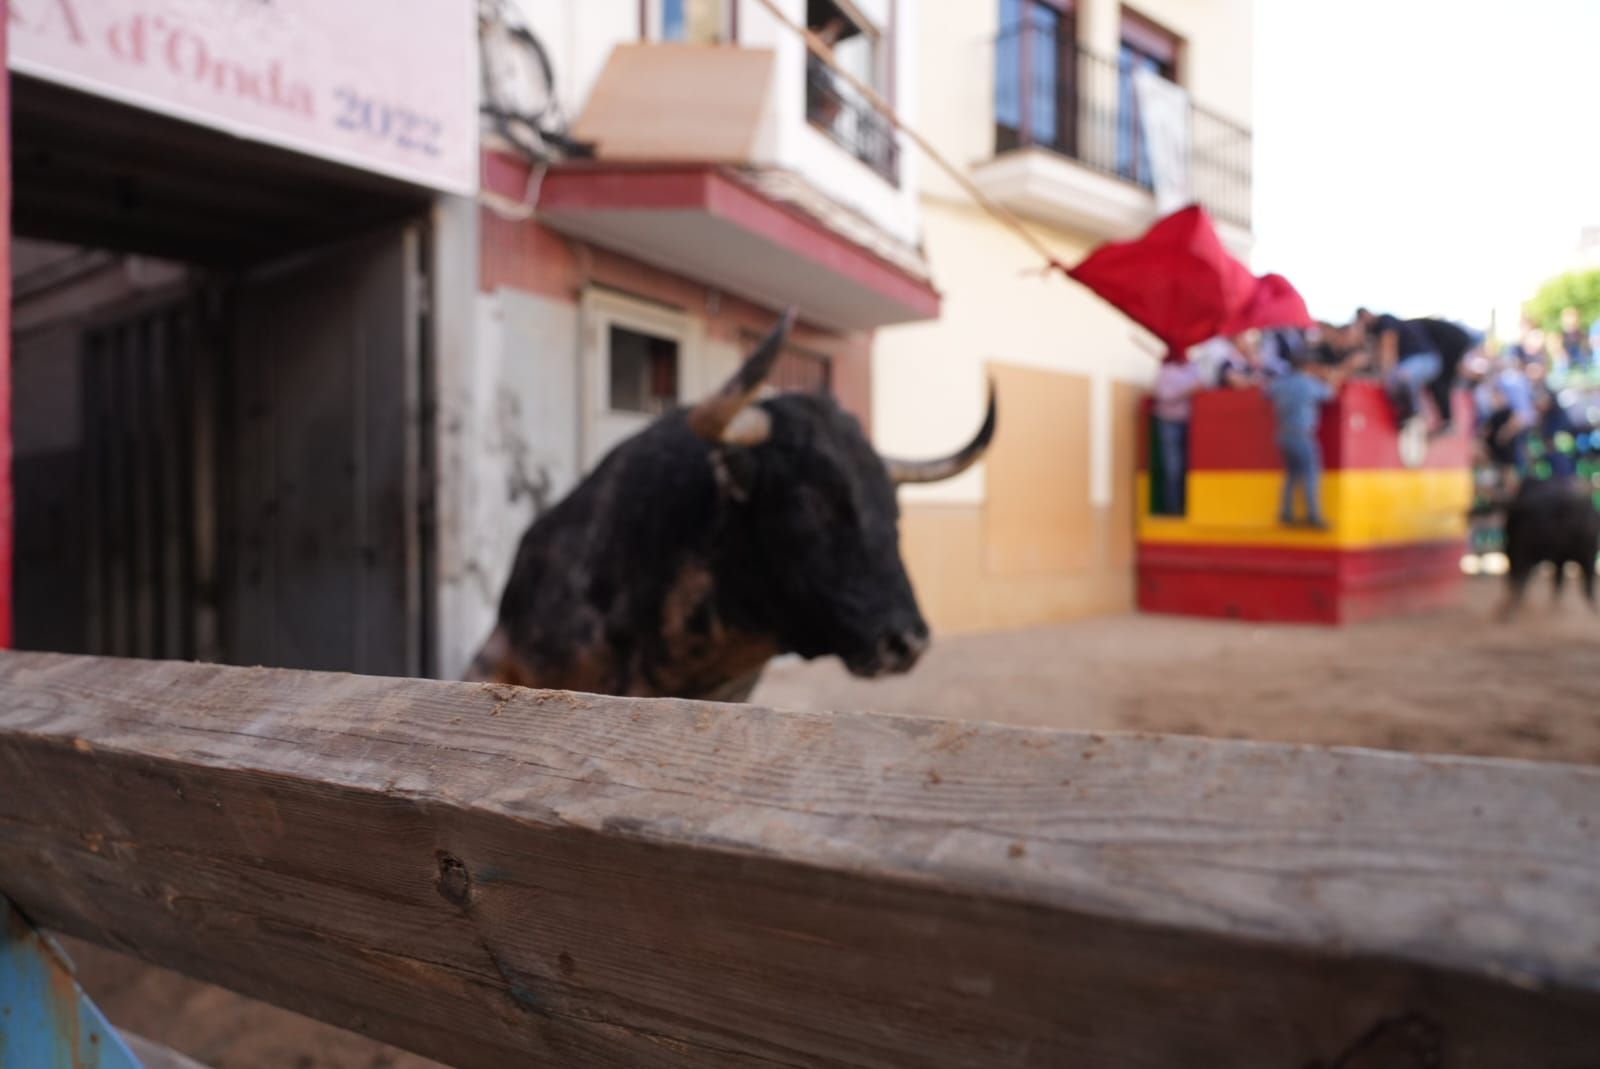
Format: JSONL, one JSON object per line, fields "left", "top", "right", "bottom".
{"left": 12, "top": 240, "right": 207, "bottom": 660}
{"left": 9, "top": 77, "right": 436, "bottom": 676}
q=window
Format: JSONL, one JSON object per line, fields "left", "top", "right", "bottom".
{"left": 650, "top": 0, "right": 731, "bottom": 44}
{"left": 608, "top": 326, "right": 680, "bottom": 415}
{"left": 804, "top": 1, "right": 900, "bottom": 182}
{"left": 1117, "top": 7, "right": 1182, "bottom": 185}
{"left": 995, "top": 0, "right": 1075, "bottom": 154}
{"left": 583, "top": 291, "right": 694, "bottom": 467}
{"left": 808, "top": 0, "right": 880, "bottom": 90}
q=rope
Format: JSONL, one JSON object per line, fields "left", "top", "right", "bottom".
{"left": 748, "top": 0, "right": 1071, "bottom": 275}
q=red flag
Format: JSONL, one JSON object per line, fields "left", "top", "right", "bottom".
{"left": 1221, "top": 272, "right": 1315, "bottom": 337}
{"left": 1065, "top": 205, "right": 1314, "bottom": 361}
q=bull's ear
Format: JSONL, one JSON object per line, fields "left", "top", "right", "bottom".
{"left": 688, "top": 307, "right": 795, "bottom": 444}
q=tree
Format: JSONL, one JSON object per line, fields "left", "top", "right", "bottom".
{"left": 1525, "top": 268, "right": 1600, "bottom": 330}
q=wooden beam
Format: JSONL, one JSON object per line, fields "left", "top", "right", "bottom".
{"left": 0, "top": 651, "right": 1598, "bottom": 1066}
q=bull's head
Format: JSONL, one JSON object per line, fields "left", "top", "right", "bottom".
{"left": 688, "top": 308, "right": 996, "bottom": 678}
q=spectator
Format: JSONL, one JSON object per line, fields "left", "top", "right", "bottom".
{"left": 1356, "top": 308, "right": 1442, "bottom": 426}
{"left": 1409, "top": 317, "right": 1482, "bottom": 435}
{"left": 805, "top": 15, "right": 853, "bottom": 128}
{"left": 1266, "top": 348, "right": 1342, "bottom": 529}
{"left": 1460, "top": 350, "right": 1493, "bottom": 421}
{"left": 1259, "top": 326, "right": 1307, "bottom": 375}
{"left": 1511, "top": 314, "right": 1549, "bottom": 376}
{"left": 1560, "top": 307, "right": 1591, "bottom": 371}
{"left": 1214, "top": 331, "right": 1275, "bottom": 389}
{"left": 1190, "top": 334, "right": 1246, "bottom": 388}
{"left": 1536, "top": 387, "right": 1579, "bottom": 479}
{"left": 1152, "top": 357, "right": 1205, "bottom": 515}
{"left": 1311, "top": 322, "right": 1370, "bottom": 375}
{"left": 1482, "top": 356, "right": 1537, "bottom": 493}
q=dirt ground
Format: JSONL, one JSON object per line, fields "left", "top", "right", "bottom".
{"left": 754, "top": 574, "right": 1600, "bottom": 763}
{"left": 63, "top": 575, "right": 1600, "bottom": 1067}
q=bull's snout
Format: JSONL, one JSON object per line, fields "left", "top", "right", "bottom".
{"left": 873, "top": 620, "right": 930, "bottom": 675}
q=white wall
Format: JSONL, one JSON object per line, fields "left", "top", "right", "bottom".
{"left": 913, "top": 0, "right": 999, "bottom": 205}
{"left": 874, "top": 201, "right": 1159, "bottom": 509}
{"left": 1121, "top": 0, "right": 1254, "bottom": 129}
{"left": 435, "top": 284, "right": 582, "bottom": 678}
{"left": 510, "top": 0, "right": 638, "bottom": 131}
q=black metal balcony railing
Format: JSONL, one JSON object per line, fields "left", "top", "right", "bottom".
{"left": 806, "top": 55, "right": 901, "bottom": 185}
{"left": 993, "top": 28, "right": 1252, "bottom": 229}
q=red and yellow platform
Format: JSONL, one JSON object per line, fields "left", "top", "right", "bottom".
{"left": 1138, "top": 382, "right": 1473, "bottom": 624}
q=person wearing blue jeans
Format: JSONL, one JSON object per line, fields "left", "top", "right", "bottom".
{"left": 1155, "top": 418, "right": 1188, "bottom": 514}
{"left": 1266, "top": 352, "right": 1340, "bottom": 528}
{"left": 1391, "top": 350, "right": 1442, "bottom": 421}
{"left": 1357, "top": 309, "right": 1441, "bottom": 424}
{"left": 1152, "top": 359, "right": 1205, "bottom": 515}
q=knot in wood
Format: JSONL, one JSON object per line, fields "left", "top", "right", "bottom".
{"left": 435, "top": 852, "right": 473, "bottom": 909}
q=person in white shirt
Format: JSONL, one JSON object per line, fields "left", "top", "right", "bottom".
{"left": 1189, "top": 334, "right": 1243, "bottom": 387}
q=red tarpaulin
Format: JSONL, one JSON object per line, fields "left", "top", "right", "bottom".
{"left": 1222, "top": 271, "right": 1315, "bottom": 338}
{"left": 1063, "top": 205, "right": 1314, "bottom": 362}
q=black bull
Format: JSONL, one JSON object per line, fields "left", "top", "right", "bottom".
{"left": 1494, "top": 476, "right": 1600, "bottom": 620}
{"left": 466, "top": 310, "right": 997, "bottom": 700}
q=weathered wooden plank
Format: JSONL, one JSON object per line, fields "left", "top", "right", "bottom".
{"left": 0, "top": 651, "right": 1597, "bottom": 1067}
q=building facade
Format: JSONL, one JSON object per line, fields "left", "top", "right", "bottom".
{"left": 874, "top": 0, "right": 1255, "bottom": 634}
{"left": 3, "top": 0, "right": 935, "bottom": 677}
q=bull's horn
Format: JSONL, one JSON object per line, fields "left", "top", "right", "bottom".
{"left": 687, "top": 307, "right": 796, "bottom": 444}
{"left": 883, "top": 380, "right": 998, "bottom": 485}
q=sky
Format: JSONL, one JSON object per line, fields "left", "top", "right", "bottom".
{"left": 1250, "top": 0, "right": 1600, "bottom": 333}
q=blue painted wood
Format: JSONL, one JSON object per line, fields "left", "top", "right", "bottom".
{"left": 1, "top": 897, "right": 146, "bottom": 1069}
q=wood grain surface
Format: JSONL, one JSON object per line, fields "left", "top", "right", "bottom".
{"left": 1, "top": 651, "right": 1597, "bottom": 1066}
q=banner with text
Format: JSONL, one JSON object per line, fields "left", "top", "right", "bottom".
{"left": 9, "top": 0, "right": 478, "bottom": 194}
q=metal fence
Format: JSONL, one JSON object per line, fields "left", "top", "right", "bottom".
{"left": 994, "top": 28, "right": 1252, "bottom": 229}
{"left": 78, "top": 290, "right": 213, "bottom": 663}
{"left": 805, "top": 55, "right": 900, "bottom": 185}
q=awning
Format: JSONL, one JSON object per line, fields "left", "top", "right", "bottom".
{"left": 498, "top": 159, "right": 940, "bottom": 331}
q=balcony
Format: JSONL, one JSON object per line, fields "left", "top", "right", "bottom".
{"left": 544, "top": 42, "right": 936, "bottom": 330}
{"left": 974, "top": 28, "right": 1253, "bottom": 244}
{"left": 805, "top": 55, "right": 900, "bottom": 185}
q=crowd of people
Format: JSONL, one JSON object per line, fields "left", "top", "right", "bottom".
{"left": 1149, "top": 307, "right": 1600, "bottom": 526}
{"left": 1480, "top": 310, "right": 1600, "bottom": 481}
